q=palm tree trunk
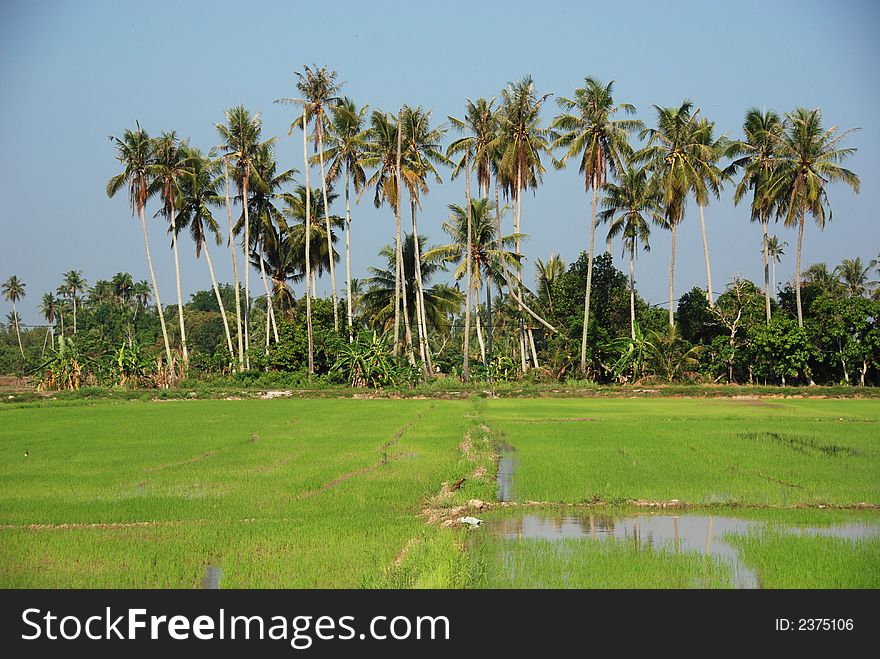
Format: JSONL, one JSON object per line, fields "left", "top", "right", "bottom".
{"left": 242, "top": 167, "right": 251, "bottom": 370}
{"left": 486, "top": 276, "right": 493, "bottom": 365}
{"left": 630, "top": 245, "right": 636, "bottom": 340}
{"left": 515, "top": 161, "right": 527, "bottom": 373}
{"left": 393, "top": 112, "right": 402, "bottom": 357}
{"left": 580, "top": 185, "right": 599, "bottom": 377}
{"left": 771, "top": 258, "right": 777, "bottom": 302}
{"left": 528, "top": 325, "right": 539, "bottom": 369}
{"left": 12, "top": 302, "right": 23, "bottom": 356}
{"left": 463, "top": 153, "right": 473, "bottom": 382}
{"left": 474, "top": 272, "right": 486, "bottom": 367}
{"left": 171, "top": 229, "right": 189, "bottom": 366}
{"left": 258, "top": 250, "right": 279, "bottom": 343}
{"left": 669, "top": 222, "right": 677, "bottom": 328}
{"left": 762, "top": 213, "right": 771, "bottom": 324}
{"left": 302, "top": 110, "right": 314, "bottom": 374}
{"left": 317, "top": 127, "right": 339, "bottom": 332}
{"left": 203, "top": 241, "right": 235, "bottom": 360}
{"left": 698, "top": 203, "right": 714, "bottom": 307}
{"left": 410, "top": 198, "right": 431, "bottom": 378}
{"left": 224, "top": 158, "right": 244, "bottom": 371}
{"left": 345, "top": 166, "right": 354, "bottom": 343}
{"left": 795, "top": 210, "right": 805, "bottom": 328}
{"left": 606, "top": 233, "right": 612, "bottom": 257}
{"left": 139, "top": 205, "right": 173, "bottom": 369}
{"left": 72, "top": 296, "right": 77, "bottom": 334}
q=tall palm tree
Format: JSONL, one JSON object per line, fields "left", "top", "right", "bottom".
{"left": 151, "top": 131, "right": 190, "bottom": 366}
{"left": 217, "top": 105, "right": 265, "bottom": 368}
{"left": 279, "top": 65, "right": 342, "bottom": 332}
{"left": 40, "top": 292, "right": 58, "bottom": 349}
{"left": 400, "top": 105, "right": 448, "bottom": 377}
{"left": 637, "top": 101, "right": 707, "bottom": 328}
{"left": 728, "top": 109, "right": 784, "bottom": 323}
{"left": 599, "top": 167, "right": 662, "bottom": 339}
{"left": 321, "top": 97, "right": 368, "bottom": 341}
{"left": 362, "top": 234, "right": 462, "bottom": 336}
{"left": 111, "top": 272, "right": 133, "bottom": 305}
{"left": 834, "top": 257, "right": 870, "bottom": 298}
{"left": 2, "top": 275, "right": 26, "bottom": 356}
{"left": 769, "top": 108, "right": 860, "bottom": 327}
{"left": 428, "top": 198, "right": 521, "bottom": 367}
{"left": 765, "top": 235, "right": 787, "bottom": 300}
{"left": 60, "top": 270, "right": 87, "bottom": 334}
{"left": 551, "top": 76, "right": 641, "bottom": 375}
{"left": 690, "top": 117, "right": 726, "bottom": 307}
{"left": 106, "top": 125, "right": 174, "bottom": 367}
{"left": 361, "top": 110, "right": 414, "bottom": 363}
{"left": 534, "top": 254, "right": 565, "bottom": 316}
{"left": 175, "top": 146, "right": 235, "bottom": 359}
{"left": 240, "top": 142, "right": 297, "bottom": 345}
{"left": 494, "top": 76, "right": 552, "bottom": 370}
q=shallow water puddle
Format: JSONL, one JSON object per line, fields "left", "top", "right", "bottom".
{"left": 495, "top": 441, "right": 517, "bottom": 503}
{"left": 485, "top": 513, "right": 880, "bottom": 589}
{"left": 201, "top": 563, "right": 223, "bottom": 589}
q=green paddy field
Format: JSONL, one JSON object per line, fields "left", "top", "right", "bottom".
{"left": 1, "top": 395, "right": 877, "bottom": 588}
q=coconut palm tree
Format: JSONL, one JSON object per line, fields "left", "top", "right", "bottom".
{"left": 448, "top": 98, "right": 497, "bottom": 380}
{"left": 106, "top": 125, "right": 174, "bottom": 367}
{"left": 175, "top": 146, "right": 235, "bottom": 359}
{"left": 321, "top": 97, "right": 368, "bottom": 340}
{"left": 278, "top": 65, "right": 342, "bottom": 332}
{"left": 534, "top": 254, "right": 565, "bottom": 316}
{"left": 40, "top": 292, "right": 58, "bottom": 349}
{"left": 428, "top": 198, "right": 521, "bottom": 367}
{"left": 2, "top": 275, "right": 26, "bottom": 356}
{"left": 60, "top": 270, "right": 87, "bottom": 335}
{"left": 834, "top": 257, "right": 870, "bottom": 298}
{"left": 690, "top": 117, "right": 726, "bottom": 307}
{"left": 599, "top": 167, "right": 663, "bottom": 339}
{"left": 151, "top": 131, "right": 190, "bottom": 366}
{"left": 494, "top": 76, "right": 552, "bottom": 370}
{"left": 767, "top": 235, "right": 786, "bottom": 295}
{"left": 400, "top": 105, "right": 448, "bottom": 377}
{"left": 217, "top": 105, "right": 266, "bottom": 368}
{"left": 111, "top": 272, "right": 133, "bottom": 305}
{"left": 637, "top": 101, "right": 707, "bottom": 328}
{"left": 362, "top": 234, "right": 462, "bottom": 336}
{"left": 550, "top": 76, "right": 641, "bottom": 375}
{"left": 281, "top": 185, "right": 344, "bottom": 289}
{"left": 770, "top": 108, "right": 860, "bottom": 327}
{"left": 728, "top": 109, "right": 784, "bottom": 323}
{"left": 361, "top": 110, "right": 414, "bottom": 363}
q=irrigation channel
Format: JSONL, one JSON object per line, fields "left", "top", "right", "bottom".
{"left": 489, "top": 442, "right": 880, "bottom": 588}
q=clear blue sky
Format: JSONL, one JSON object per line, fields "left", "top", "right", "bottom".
{"left": 1, "top": 0, "right": 877, "bottom": 324}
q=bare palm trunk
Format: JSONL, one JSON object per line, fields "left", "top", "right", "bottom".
{"left": 316, "top": 127, "right": 339, "bottom": 332}
{"left": 242, "top": 168, "right": 251, "bottom": 369}
{"left": 410, "top": 198, "right": 431, "bottom": 378}
{"left": 761, "top": 214, "right": 771, "bottom": 324}
{"left": 795, "top": 210, "right": 805, "bottom": 328}
{"left": 224, "top": 159, "right": 244, "bottom": 371}
{"left": 580, "top": 185, "right": 599, "bottom": 377}
{"left": 528, "top": 325, "right": 539, "bottom": 369}
{"left": 629, "top": 245, "right": 636, "bottom": 340}
{"left": 258, "top": 251, "right": 279, "bottom": 343}
{"left": 139, "top": 205, "right": 173, "bottom": 368}
{"left": 771, "top": 257, "right": 777, "bottom": 301}
{"left": 515, "top": 161, "right": 527, "bottom": 373}
{"left": 171, "top": 229, "right": 189, "bottom": 366}
{"left": 72, "top": 296, "right": 77, "bottom": 334}
{"left": 463, "top": 153, "right": 473, "bottom": 382}
{"left": 345, "top": 166, "right": 354, "bottom": 343}
{"left": 12, "top": 302, "right": 23, "bottom": 356}
{"left": 203, "top": 242, "right": 235, "bottom": 360}
{"left": 474, "top": 273, "right": 486, "bottom": 367}
{"left": 486, "top": 277, "right": 493, "bottom": 365}
{"left": 669, "top": 222, "right": 677, "bottom": 328}
{"left": 393, "top": 113, "right": 402, "bottom": 357}
{"left": 698, "top": 203, "right": 714, "bottom": 307}
{"left": 606, "top": 233, "right": 612, "bottom": 256}
{"left": 303, "top": 111, "right": 314, "bottom": 374}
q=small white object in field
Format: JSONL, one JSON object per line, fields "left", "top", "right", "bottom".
{"left": 459, "top": 516, "right": 482, "bottom": 528}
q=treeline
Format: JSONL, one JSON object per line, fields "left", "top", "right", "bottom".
{"left": 1, "top": 66, "right": 872, "bottom": 387}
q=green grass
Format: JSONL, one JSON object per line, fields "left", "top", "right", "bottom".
{"left": 482, "top": 398, "right": 880, "bottom": 505}
{"left": 1, "top": 395, "right": 877, "bottom": 588}
{"left": 727, "top": 530, "right": 880, "bottom": 588}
